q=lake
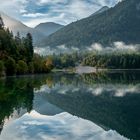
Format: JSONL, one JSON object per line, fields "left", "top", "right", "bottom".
{"left": 0, "top": 71, "right": 140, "bottom": 140}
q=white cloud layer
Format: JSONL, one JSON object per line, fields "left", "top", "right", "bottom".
{"left": 34, "top": 42, "right": 140, "bottom": 56}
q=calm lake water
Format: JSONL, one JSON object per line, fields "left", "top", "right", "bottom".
{"left": 0, "top": 71, "right": 140, "bottom": 140}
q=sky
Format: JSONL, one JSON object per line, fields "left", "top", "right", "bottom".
{"left": 0, "top": 0, "right": 121, "bottom": 27}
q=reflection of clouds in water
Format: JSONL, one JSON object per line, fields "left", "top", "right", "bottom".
{"left": 35, "top": 83, "right": 140, "bottom": 97}
{"left": 89, "top": 84, "right": 140, "bottom": 97}
{"left": 35, "top": 84, "right": 78, "bottom": 95}
{"left": 34, "top": 85, "right": 51, "bottom": 93}
{"left": 3, "top": 108, "right": 27, "bottom": 127}
{"left": 89, "top": 87, "right": 103, "bottom": 96}
{"left": 114, "top": 86, "right": 139, "bottom": 97}
{"left": 72, "top": 88, "right": 80, "bottom": 93}
{"left": 0, "top": 111, "right": 128, "bottom": 140}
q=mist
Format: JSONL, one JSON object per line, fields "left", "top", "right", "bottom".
{"left": 34, "top": 42, "right": 140, "bottom": 56}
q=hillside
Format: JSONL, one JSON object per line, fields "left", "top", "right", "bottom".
{"left": 91, "top": 6, "right": 109, "bottom": 16}
{"left": 1, "top": 12, "right": 45, "bottom": 43}
{"left": 39, "top": 0, "right": 140, "bottom": 49}
{"left": 0, "top": 20, "right": 53, "bottom": 76}
{"left": 34, "top": 22, "right": 64, "bottom": 36}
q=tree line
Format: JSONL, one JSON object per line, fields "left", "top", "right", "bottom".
{"left": 0, "top": 16, "right": 53, "bottom": 77}
{"left": 82, "top": 52, "right": 140, "bottom": 69}
{"left": 51, "top": 52, "right": 85, "bottom": 69}
{"left": 48, "top": 51, "right": 140, "bottom": 70}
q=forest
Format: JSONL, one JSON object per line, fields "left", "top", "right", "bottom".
{"left": 51, "top": 52, "right": 85, "bottom": 69}
{"left": 82, "top": 52, "right": 140, "bottom": 69}
{"left": 0, "top": 16, "right": 53, "bottom": 77}
{"left": 48, "top": 51, "right": 140, "bottom": 70}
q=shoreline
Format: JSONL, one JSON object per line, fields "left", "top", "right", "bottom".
{"left": 53, "top": 67, "right": 140, "bottom": 74}
{"left": 1, "top": 68, "right": 140, "bottom": 78}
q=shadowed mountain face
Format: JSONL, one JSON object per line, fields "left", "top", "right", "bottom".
{"left": 34, "top": 22, "right": 64, "bottom": 36}
{"left": 39, "top": 0, "right": 140, "bottom": 48}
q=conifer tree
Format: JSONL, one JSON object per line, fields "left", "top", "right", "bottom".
{"left": 0, "top": 15, "right": 4, "bottom": 29}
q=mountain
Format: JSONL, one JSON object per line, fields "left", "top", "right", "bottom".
{"left": 39, "top": 0, "right": 140, "bottom": 49}
{"left": 91, "top": 6, "right": 109, "bottom": 16}
{"left": 1, "top": 12, "right": 45, "bottom": 43}
{"left": 34, "top": 22, "right": 64, "bottom": 36}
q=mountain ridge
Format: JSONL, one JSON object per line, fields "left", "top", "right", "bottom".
{"left": 34, "top": 22, "right": 64, "bottom": 36}
{"left": 39, "top": 0, "right": 140, "bottom": 49}
{"left": 91, "top": 6, "right": 109, "bottom": 16}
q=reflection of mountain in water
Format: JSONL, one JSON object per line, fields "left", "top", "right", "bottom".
{"left": 35, "top": 71, "right": 140, "bottom": 140}
{"left": 33, "top": 92, "right": 63, "bottom": 115}
{"left": 0, "top": 71, "right": 140, "bottom": 140}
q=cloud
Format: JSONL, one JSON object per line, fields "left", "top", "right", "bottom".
{"left": 37, "top": 0, "right": 68, "bottom": 5}
{"left": 34, "top": 45, "right": 80, "bottom": 56}
{"left": 0, "top": 0, "right": 121, "bottom": 27}
{"left": 87, "top": 42, "right": 140, "bottom": 53}
{"left": 0, "top": 0, "right": 28, "bottom": 19}
{"left": 22, "top": 13, "right": 46, "bottom": 18}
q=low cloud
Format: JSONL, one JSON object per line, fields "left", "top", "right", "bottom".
{"left": 87, "top": 42, "right": 140, "bottom": 53}
{"left": 34, "top": 45, "right": 80, "bottom": 56}
{"left": 34, "top": 42, "right": 140, "bottom": 56}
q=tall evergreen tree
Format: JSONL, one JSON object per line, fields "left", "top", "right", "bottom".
{"left": 0, "top": 15, "right": 4, "bottom": 29}
{"left": 24, "top": 33, "right": 33, "bottom": 63}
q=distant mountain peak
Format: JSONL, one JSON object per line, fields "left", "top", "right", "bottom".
{"left": 35, "top": 22, "right": 63, "bottom": 27}
{"left": 34, "top": 22, "right": 64, "bottom": 36}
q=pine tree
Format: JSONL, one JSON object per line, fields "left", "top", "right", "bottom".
{"left": 0, "top": 15, "right": 4, "bottom": 29}
{"left": 24, "top": 33, "right": 34, "bottom": 63}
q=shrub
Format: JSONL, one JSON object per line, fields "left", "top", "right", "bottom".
{"left": 0, "top": 60, "right": 5, "bottom": 76}
{"left": 16, "top": 60, "right": 28, "bottom": 75}
{"left": 5, "top": 57, "right": 16, "bottom": 76}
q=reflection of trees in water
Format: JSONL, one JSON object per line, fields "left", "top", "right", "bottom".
{"left": 40, "top": 71, "right": 140, "bottom": 88}
{"left": 42, "top": 73, "right": 81, "bottom": 88}
{"left": 0, "top": 73, "right": 72, "bottom": 133}
{"left": 81, "top": 71, "right": 140, "bottom": 85}
{"left": 0, "top": 77, "right": 35, "bottom": 133}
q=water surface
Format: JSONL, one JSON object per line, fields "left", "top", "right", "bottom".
{"left": 0, "top": 71, "right": 140, "bottom": 140}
